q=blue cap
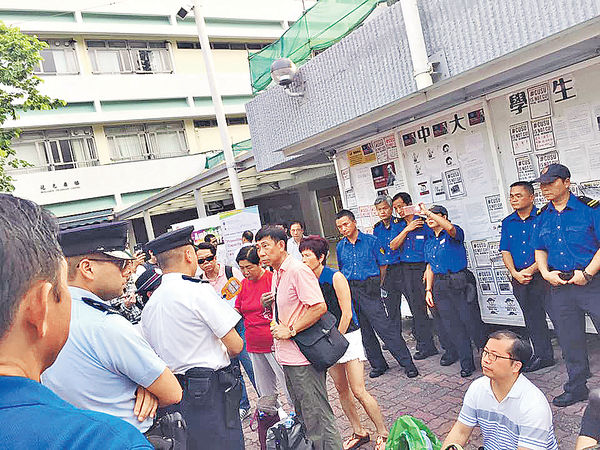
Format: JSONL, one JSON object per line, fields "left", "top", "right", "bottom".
{"left": 532, "top": 163, "right": 571, "bottom": 184}
{"left": 145, "top": 226, "right": 195, "bottom": 255}
{"left": 59, "top": 221, "right": 133, "bottom": 259}
{"left": 135, "top": 267, "right": 162, "bottom": 294}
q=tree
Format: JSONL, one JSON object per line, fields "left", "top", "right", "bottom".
{"left": 0, "top": 21, "right": 64, "bottom": 192}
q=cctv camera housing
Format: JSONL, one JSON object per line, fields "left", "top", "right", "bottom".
{"left": 271, "top": 58, "right": 298, "bottom": 87}
{"left": 177, "top": 6, "right": 190, "bottom": 20}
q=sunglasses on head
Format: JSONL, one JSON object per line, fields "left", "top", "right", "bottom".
{"left": 198, "top": 255, "right": 215, "bottom": 264}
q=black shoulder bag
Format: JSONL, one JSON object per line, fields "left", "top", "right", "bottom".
{"left": 274, "top": 294, "right": 348, "bottom": 372}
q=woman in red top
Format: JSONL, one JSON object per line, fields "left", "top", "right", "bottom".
{"left": 235, "top": 245, "right": 292, "bottom": 407}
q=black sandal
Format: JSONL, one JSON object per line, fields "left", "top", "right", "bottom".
{"left": 343, "top": 432, "right": 370, "bottom": 450}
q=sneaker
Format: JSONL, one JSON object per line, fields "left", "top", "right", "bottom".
{"left": 239, "top": 407, "right": 251, "bottom": 421}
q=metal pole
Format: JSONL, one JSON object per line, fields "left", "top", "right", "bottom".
{"left": 192, "top": 0, "right": 245, "bottom": 209}
{"left": 193, "top": 188, "right": 207, "bottom": 218}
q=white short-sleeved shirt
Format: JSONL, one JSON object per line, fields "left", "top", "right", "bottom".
{"left": 287, "top": 237, "right": 304, "bottom": 261}
{"left": 458, "top": 375, "right": 558, "bottom": 450}
{"left": 42, "top": 287, "right": 166, "bottom": 432}
{"left": 141, "top": 273, "right": 241, "bottom": 374}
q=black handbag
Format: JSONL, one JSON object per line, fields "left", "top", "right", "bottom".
{"left": 274, "top": 300, "right": 349, "bottom": 371}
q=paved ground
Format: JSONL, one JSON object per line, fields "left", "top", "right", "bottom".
{"left": 241, "top": 323, "right": 599, "bottom": 449}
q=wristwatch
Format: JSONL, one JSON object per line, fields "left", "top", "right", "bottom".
{"left": 583, "top": 269, "right": 594, "bottom": 282}
{"left": 289, "top": 325, "right": 297, "bottom": 337}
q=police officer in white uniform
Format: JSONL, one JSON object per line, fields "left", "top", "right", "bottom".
{"left": 141, "top": 226, "right": 245, "bottom": 450}
{"left": 42, "top": 222, "right": 183, "bottom": 436}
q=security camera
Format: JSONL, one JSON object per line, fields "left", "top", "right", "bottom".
{"left": 271, "top": 58, "right": 298, "bottom": 87}
{"left": 177, "top": 5, "right": 193, "bottom": 20}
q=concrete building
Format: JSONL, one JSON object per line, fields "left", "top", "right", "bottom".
{"left": 2, "top": 0, "right": 338, "bottom": 239}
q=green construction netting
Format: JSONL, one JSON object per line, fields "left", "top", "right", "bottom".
{"left": 205, "top": 139, "right": 252, "bottom": 169}
{"left": 248, "top": 0, "right": 384, "bottom": 94}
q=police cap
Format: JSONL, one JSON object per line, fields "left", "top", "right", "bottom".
{"left": 59, "top": 221, "right": 133, "bottom": 259}
{"left": 145, "top": 226, "right": 195, "bottom": 255}
{"left": 135, "top": 267, "right": 162, "bottom": 294}
{"left": 532, "top": 163, "right": 571, "bottom": 184}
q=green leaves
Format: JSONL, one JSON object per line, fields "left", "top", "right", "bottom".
{"left": 0, "top": 21, "right": 64, "bottom": 192}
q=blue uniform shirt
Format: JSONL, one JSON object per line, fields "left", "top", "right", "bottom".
{"left": 337, "top": 231, "right": 386, "bottom": 281}
{"left": 373, "top": 217, "right": 405, "bottom": 265}
{"left": 42, "top": 287, "right": 166, "bottom": 432}
{"left": 398, "top": 219, "right": 433, "bottom": 263}
{"left": 533, "top": 194, "right": 600, "bottom": 271}
{"left": 0, "top": 376, "right": 152, "bottom": 449}
{"left": 499, "top": 207, "right": 538, "bottom": 271}
{"left": 424, "top": 225, "right": 468, "bottom": 274}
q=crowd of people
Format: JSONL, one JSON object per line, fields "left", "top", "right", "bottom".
{"left": 1, "top": 162, "right": 600, "bottom": 449}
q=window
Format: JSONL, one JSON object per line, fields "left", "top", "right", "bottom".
{"left": 176, "top": 41, "right": 271, "bottom": 50}
{"left": 105, "top": 121, "right": 189, "bottom": 162}
{"left": 9, "top": 128, "right": 98, "bottom": 173}
{"left": 193, "top": 117, "right": 248, "bottom": 128}
{"left": 86, "top": 40, "right": 172, "bottom": 74}
{"left": 34, "top": 39, "right": 79, "bottom": 75}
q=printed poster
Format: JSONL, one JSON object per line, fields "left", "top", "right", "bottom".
{"left": 483, "top": 296, "right": 501, "bottom": 316}
{"left": 444, "top": 168, "right": 466, "bottom": 198}
{"left": 485, "top": 194, "right": 504, "bottom": 223}
{"left": 527, "top": 83, "right": 551, "bottom": 119}
{"left": 471, "top": 240, "right": 491, "bottom": 267}
{"left": 371, "top": 162, "right": 399, "bottom": 189}
{"left": 488, "top": 240, "right": 503, "bottom": 267}
{"left": 531, "top": 117, "right": 555, "bottom": 151}
{"left": 416, "top": 178, "right": 433, "bottom": 204}
{"left": 432, "top": 177, "right": 447, "bottom": 201}
{"left": 509, "top": 122, "right": 533, "bottom": 155}
{"left": 341, "top": 168, "right": 351, "bottom": 190}
{"left": 579, "top": 180, "right": 600, "bottom": 200}
{"left": 476, "top": 268, "right": 498, "bottom": 295}
{"left": 347, "top": 145, "right": 376, "bottom": 166}
{"left": 493, "top": 268, "right": 513, "bottom": 295}
{"left": 536, "top": 150, "right": 559, "bottom": 172}
{"left": 384, "top": 134, "right": 398, "bottom": 160}
{"left": 515, "top": 154, "right": 536, "bottom": 181}
{"left": 374, "top": 138, "right": 388, "bottom": 163}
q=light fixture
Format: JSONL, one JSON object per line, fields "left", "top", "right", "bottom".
{"left": 271, "top": 58, "right": 305, "bottom": 97}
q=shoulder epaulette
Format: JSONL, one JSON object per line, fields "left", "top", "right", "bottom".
{"left": 392, "top": 217, "right": 400, "bottom": 224}
{"left": 578, "top": 195, "right": 600, "bottom": 208}
{"left": 81, "top": 297, "right": 120, "bottom": 315}
{"left": 536, "top": 203, "right": 549, "bottom": 215}
{"left": 182, "top": 275, "right": 208, "bottom": 283}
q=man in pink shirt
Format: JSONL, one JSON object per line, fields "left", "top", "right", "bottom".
{"left": 256, "top": 226, "right": 342, "bottom": 450}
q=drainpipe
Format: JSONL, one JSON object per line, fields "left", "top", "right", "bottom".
{"left": 400, "top": 0, "right": 433, "bottom": 90}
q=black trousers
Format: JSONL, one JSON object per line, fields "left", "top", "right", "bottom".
{"left": 511, "top": 274, "right": 554, "bottom": 361}
{"left": 549, "top": 277, "right": 600, "bottom": 394}
{"left": 433, "top": 271, "right": 475, "bottom": 372}
{"left": 349, "top": 277, "right": 414, "bottom": 371}
{"left": 161, "top": 366, "right": 244, "bottom": 450}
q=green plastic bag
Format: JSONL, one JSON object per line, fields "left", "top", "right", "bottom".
{"left": 385, "top": 415, "right": 442, "bottom": 450}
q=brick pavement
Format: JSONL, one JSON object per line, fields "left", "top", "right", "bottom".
{"left": 241, "top": 326, "right": 600, "bottom": 449}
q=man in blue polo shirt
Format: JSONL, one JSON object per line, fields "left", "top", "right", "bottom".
{"left": 336, "top": 209, "right": 418, "bottom": 379}
{"left": 500, "top": 181, "right": 554, "bottom": 373}
{"left": 423, "top": 204, "right": 476, "bottom": 378}
{"left": 0, "top": 194, "right": 152, "bottom": 449}
{"left": 533, "top": 163, "right": 600, "bottom": 407}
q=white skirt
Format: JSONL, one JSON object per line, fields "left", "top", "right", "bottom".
{"left": 337, "top": 329, "right": 367, "bottom": 364}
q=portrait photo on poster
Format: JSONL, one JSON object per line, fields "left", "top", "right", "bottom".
{"left": 371, "top": 162, "right": 398, "bottom": 189}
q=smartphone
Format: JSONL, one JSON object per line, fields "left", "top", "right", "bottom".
{"left": 402, "top": 204, "right": 423, "bottom": 216}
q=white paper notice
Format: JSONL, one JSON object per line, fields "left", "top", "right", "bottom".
{"left": 536, "top": 150, "right": 560, "bottom": 171}
{"left": 416, "top": 177, "right": 433, "bottom": 204}
{"left": 488, "top": 241, "right": 503, "bottom": 267}
{"left": 527, "top": 83, "right": 552, "bottom": 119}
{"left": 472, "top": 240, "right": 491, "bottom": 267}
{"left": 566, "top": 104, "right": 594, "bottom": 143}
{"left": 509, "top": 122, "right": 533, "bottom": 155}
{"left": 374, "top": 138, "right": 388, "bottom": 164}
{"left": 346, "top": 189, "right": 357, "bottom": 208}
{"left": 485, "top": 194, "right": 504, "bottom": 223}
{"left": 444, "top": 168, "right": 466, "bottom": 198}
{"left": 476, "top": 267, "right": 498, "bottom": 295}
{"left": 561, "top": 145, "right": 589, "bottom": 180}
{"left": 432, "top": 177, "right": 447, "bottom": 202}
{"left": 588, "top": 142, "right": 600, "bottom": 172}
{"left": 553, "top": 117, "right": 569, "bottom": 143}
{"left": 494, "top": 268, "right": 513, "bottom": 295}
{"left": 531, "top": 117, "right": 555, "bottom": 151}
{"left": 341, "top": 168, "right": 352, "bottom": 191}
{"left": 579, "top": 180, "right": 600, "bottom": 200}
{"left": 515, "top": 154, "right": 537, "bottom": 181}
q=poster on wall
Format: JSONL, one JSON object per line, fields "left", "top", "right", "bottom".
{"left": 476, "top": 268, "right": 498, "bottom": 295}
{"left": 488, "top": 240, "right": 503, "bottom": 266}
{"left": 374, "top": 138, "right": 387, "bottom": 163}
{"left": 485, "top": 194, "right": 504, "bottom": 223}
{"left": 431, "top": 177, "right": 447, "bottom": 201}
{"left": 384, "top": 134, "right": 399, "bottom": 160}
{"left": 579, "top": 180, "right": 600, "bottom": 200}
{"left": 494, "top": 267, "right": 513, "bottom": 295}
{"left": 531, "top": 117, "right": 555, "bottom": 151}
{"left": 416, "top": 178, "right": 433, "bottom": 203}
{"left": 347, "top": 146, "right": 376, "bottom": 166}
{"left": 509, "top": 122, "right": 533, "bottom": 155}
{"left": 471, "top": 240, "right": 491, "bottom": 266}
{"left": 536, "top": 150, "right": 560, "bottom": 171}
{"left": 444, "top": 168, "right": 466, "bottom": 198}
{"left": 371, "top": 162, "right": 399, "bottom": 189}
{"left": 515, "top": 154, "right": 537, "bottom": 181}
{"left": 527, "top": 83, "right": 552, "bottom": 119}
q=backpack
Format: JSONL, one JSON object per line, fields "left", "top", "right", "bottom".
{"left": 221, "top": 265, "right": 242, "bottom": 301}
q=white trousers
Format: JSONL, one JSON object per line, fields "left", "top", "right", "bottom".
{"left": 249, "top": 351, "right": 293, "bottom": 408}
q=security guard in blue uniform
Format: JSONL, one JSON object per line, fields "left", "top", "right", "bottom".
{"left": 533, "top": 164, "right": 600, "bottom": 407}
{"left": 423, "top": 205, "right": 476, "bottom": 378}
{"left": 336, "top": 209, "right": 419, "bottom": 379}
{"left": 0, "top": 195, "right": 152, "bottom": 449}
{"left": 42, "top": 222, "right": 183, "bottom": 436}
{"left": 141, "top": 226, "right": 245, "bottom": 449}
{"left": 500, "top": 181, "right": 554, "bottom": 372}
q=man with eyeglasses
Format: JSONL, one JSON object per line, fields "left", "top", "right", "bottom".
{"left": 42, "top": 222, "right": 183, "bottom": 435}
{"left": 442, "top": 330, "right": 557, "bottom": 450}
{"left": 196, "top": 241, "right": 257, "bottom": 422}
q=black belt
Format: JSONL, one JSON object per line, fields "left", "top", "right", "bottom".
{"left": 435, "top": 268, "right": 467, "bottom": 280}
{"left": 175, "top": 364, "right": 236, "bottom": 389}
{"left": 348, "top": 276, "right": 379, "bottom": 287}
{"left": 400, "top": 262, "right": 426, "bottom": 269}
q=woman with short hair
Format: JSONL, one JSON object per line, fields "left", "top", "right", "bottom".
{"left": 300, "top": 235, "right": 388, "bottom": 450}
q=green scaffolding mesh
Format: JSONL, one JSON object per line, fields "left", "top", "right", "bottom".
{"left": 248, "top": 0, "right": 384, "bottom": 94}
{"left": 205, "top": 139, "right": 252, "bottom": 169}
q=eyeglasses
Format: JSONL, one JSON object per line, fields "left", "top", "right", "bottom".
{"left": 482, "top": 348, "right": 518, "bottom": 362}
{"left": 198, "top": 255, "right": 215, "bottom": 264}
{"left": 84, "top": 258, "right": 130, "bottom": 271}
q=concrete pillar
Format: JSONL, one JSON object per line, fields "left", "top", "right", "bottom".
{"left": 143, "top": 210, "right": 155, "bottom": 240}
{"left": 126, "top": 220, "right": 137, "bottom": 249}
{"left": 297, "top": 184, "right": 324, "bottom": 236}
{"left": 193, "top": 189, "right": 207, "bottom": 218}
